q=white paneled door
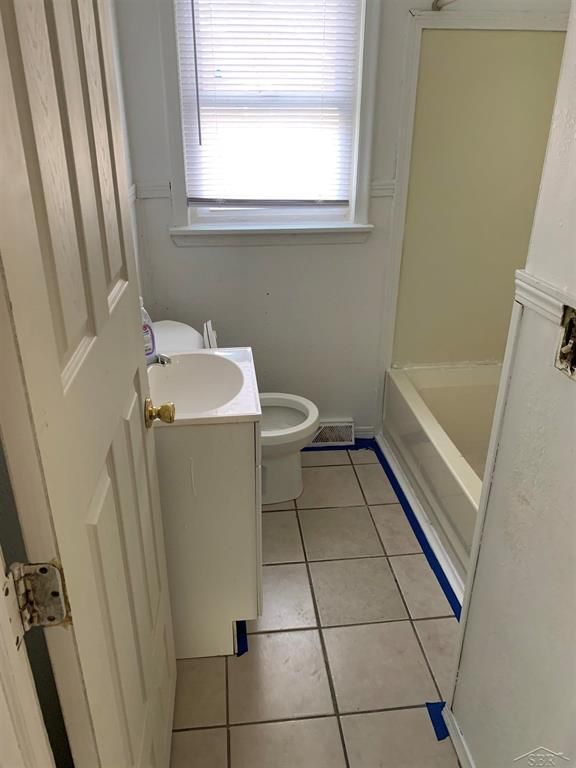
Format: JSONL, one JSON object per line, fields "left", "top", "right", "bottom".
{"left": 0, "top": 1, "right": 176, "bottom": 766}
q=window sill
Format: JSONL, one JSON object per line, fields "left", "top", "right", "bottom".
{"left": 169, "top": 221, "right": 374, "bottom": 247}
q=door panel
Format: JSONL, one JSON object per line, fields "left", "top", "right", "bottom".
{"left": 76, "top": 0, "right": 126, "bottom": 291}
{"left": 0, "top": 1, "right": 176, "bottom": 766}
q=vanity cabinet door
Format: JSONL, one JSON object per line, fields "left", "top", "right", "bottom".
{"left": 155, "top": 422, "right": 258, "bottom": 657}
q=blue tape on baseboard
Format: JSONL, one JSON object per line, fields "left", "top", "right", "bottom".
{"left": 426, "top": 702, "right": 449, "bottom": 741}
{"left": 304, "top": 437, "right": 462, "bottom": 621}
{"left": 236, "top": 621, "right": 248, "bottom": 656}
{"left": 368, "top": 438, "right": 462, "bottom": 620}
{"left": 350, "top": 438, "right": 377, "bottom": 451}
{"left": 302, "top": 438, "right": 462, "bottom": 619}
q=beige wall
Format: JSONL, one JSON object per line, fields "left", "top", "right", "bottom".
{"left": 393, "top": 29, "right": 564, "bottom": 366}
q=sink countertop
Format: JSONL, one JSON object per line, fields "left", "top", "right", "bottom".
{"left": 149, "top": 347, "right": 261, "bottom": 426}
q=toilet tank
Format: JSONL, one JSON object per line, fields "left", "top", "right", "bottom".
{"left": 152, "top": 320, "right": 204, "bottom": 354}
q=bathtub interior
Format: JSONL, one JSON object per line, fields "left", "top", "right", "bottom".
{"left": 406, "top": 366, "right": 500, "bottom": 479}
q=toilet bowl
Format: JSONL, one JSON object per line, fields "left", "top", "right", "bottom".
{"left": 152, "top": 320, "right": 320, "bottom": 504}
{"left": 260, "top": 393, "right": 320, "bottom": 505}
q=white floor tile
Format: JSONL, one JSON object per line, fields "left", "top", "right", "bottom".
{"left": 341, "top": 709, "right": 460, "bottom": 767}
{"left": 262, "top": 500, "right": 296, "bottom": 511}
{"left": 297, "top": 467, "right": 364, "bottom": 509}
{"left": 389, "top": 555, "right": 452, "bottom": 619}
{"left": 230, "top": 718, "right": 346, "bottom": 768}
{"left": 299, "top": 507, "right": 383, "bottom": 561}
{"left": 415, "top": 617, "right": 460, "bottom": 698}
{"left": 262, "top": 510, "right": 304, "bottom": 564}
{"left": 301, "top": 450, "right": 351, "bottom": 467}
{"left": 248, "top": 564, "right": 316, "bottom": 633}
{"left": 323, "top": 622, "right": 436, "bottom": 712}
{"left": 170, "top": 729, "right": 227, "bottom": 768}
{"left": 173, "top": 658, "right": 226, "bottom": 729}
{"left": 309, "top": 557, "right": 407, "bottom": 626}
{"left": 349, "top": 449, "right": 379, "bottom": 465}
{"left": 370, "top": 504, "right": 422, "bottom": 555}
{"left": 228, "top": 631, "right": 333, "bottom": 724}
{"left": 355, "top": 464, "right": 398, "bottom": 504}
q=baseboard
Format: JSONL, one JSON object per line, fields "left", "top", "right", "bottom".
{"left": 443, "top": 708, "right": 476, "bottom": 768}
{"left": 376, "top": 432, "right": 465, "bottom": 606}
{"left": 355, "top": 425, "right": 375, "bottom": 438}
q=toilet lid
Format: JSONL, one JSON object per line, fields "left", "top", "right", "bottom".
{"left": 261, "top": 404, "right": 307, "bottom": 431}
{"left": 153, "top": 320, "right": 204, "bottom": 354}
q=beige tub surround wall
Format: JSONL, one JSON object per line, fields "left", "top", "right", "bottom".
{"left": 393, "top": 28, "right": 564, "bottom": 367}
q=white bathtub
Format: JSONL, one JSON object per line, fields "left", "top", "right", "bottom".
{"left": 382, "top": 364, "right": 500, "bottom": 577}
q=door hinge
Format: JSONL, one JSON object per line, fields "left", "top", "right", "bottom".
{"left": 7, "top": 562, "right": 69, "bottom": 634}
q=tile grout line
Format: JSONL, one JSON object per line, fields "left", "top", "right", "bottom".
{"left": 386, "top": 558, "right": 445, "bottom": 701}
{"left": 365, "top": 508, "right": 445, "bottom": 702}
{"left": 350, "top": 453, "right": 446, "bottom": 704}
{"left": 349, "top": 458, "right": 389, "bottom": 558}
{"left": 172, "top": 618, "right": 455, "bottom": 651}
{"left": 268, "top": 453, "right": 447, "bottom": 702}
{"left": 264, "top": 500, "right": 404, "bottom": 514}
{"left": 296, "top": 454, "right": 402, "bottom": 512}
{"left": 173, "top": 722, "right": 227, "bottom": 733}
{"left": 263, "top": 551, "right": 423, "bottom": 567}
{"left": 176, "top": 447, "right": 454, "bottom": 764}
{"left": 172, "top": 702, "right": 431, "bottom": 734}
{"left": 294, "top": 505, "right": 352, "bottom": 768}
{"left": 302, "top": 457, "right": 352, "bottom": 468}
{"left": 246, "top": 613, "right": 455, "bottom": 637}
{"left": 360, "top": 445, "right": 456, "bottom": 702}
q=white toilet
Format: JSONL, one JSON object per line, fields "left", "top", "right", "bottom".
{"left": 259, "top": 393, "right": 319, "bottom": 505}
{"left": 153, "top": 320, "right": 206, "bottom": 354}
{"left": 152, "top": 320, "right": 320, "bottom": 505}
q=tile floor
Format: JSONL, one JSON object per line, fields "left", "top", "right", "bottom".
{"left": 171, "top": 447, "right": 461, "bottom": 767}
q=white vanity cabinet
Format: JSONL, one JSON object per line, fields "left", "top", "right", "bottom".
{"left": 149, "top": 348, "right": 262, "bottom": 658}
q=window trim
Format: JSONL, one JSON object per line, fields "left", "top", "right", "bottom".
{"left": 161, "top": 0, "right": 380, "bottom": 243}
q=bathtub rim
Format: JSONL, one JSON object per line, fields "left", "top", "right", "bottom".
{"left": 387, "top": 367, "right": 490, "bottom": 510}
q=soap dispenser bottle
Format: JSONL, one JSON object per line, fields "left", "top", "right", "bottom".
{"left": 140, "top": 298, "right": 156, "bottom": 364}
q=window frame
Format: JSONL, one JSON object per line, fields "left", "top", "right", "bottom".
{"left": 161, "top": 0, "right": 380, "bottom": 243}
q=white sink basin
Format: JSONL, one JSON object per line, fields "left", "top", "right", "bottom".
{"left": 147, "top": 349, "right": 261, "bottom": 425}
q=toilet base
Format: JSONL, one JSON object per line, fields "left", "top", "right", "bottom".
{"left": 262, "top": 451, "right": 303, "bottom": 505}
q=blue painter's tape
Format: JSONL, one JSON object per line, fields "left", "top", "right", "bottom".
{"left": 367, "top": 439, "right": 462, "bottom": 620}
{"left": 426, "top": 702, "right": 449, "bottom": 741}
{"left": 349, "top": 438, "right": 377, "bottom": 452}
{"left": 236, "top": 621, "right": 248, "bottom": 656}
{"left": 302, "top": 438, "right": 462, "bottom": 618}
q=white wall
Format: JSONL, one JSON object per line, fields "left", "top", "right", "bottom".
{"left": 114, "top": 0, "right": 570, "bottom": 432}
{"left": 451, "top": 306, "right": 576, "bottom": 767}
{"left": 527, "top": 10, "right": 576, "bottom": 291}
{"left": 449, "top": 4, "right": 576, "bottom": 765}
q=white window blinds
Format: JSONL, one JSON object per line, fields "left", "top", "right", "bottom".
{"left": 174, "top": 0, "right": 362, "bottom": 207}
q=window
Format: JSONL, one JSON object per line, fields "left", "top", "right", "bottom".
{"left": 173, "top": 0, "right": 374, "bottom": 232}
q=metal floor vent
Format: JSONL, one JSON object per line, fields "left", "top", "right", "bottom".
{"left": 310, "top": 421, "right": 355, "bottom": 447}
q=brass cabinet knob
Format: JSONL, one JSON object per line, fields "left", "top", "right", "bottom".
{"left": 144, "top": 397, "right": 176, "bottom": 428}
